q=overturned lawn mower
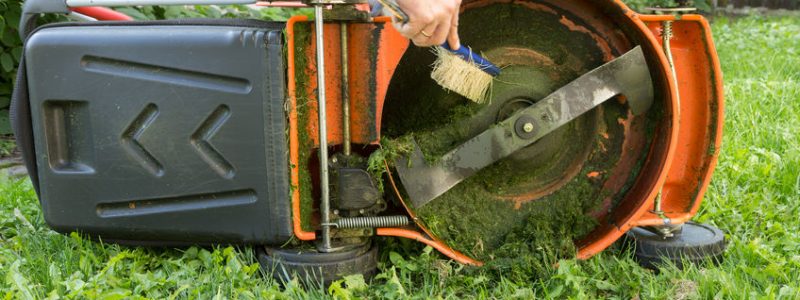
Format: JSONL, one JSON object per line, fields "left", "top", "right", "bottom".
{"left": 13, "top": 0, "right": 725, "bottom": 283}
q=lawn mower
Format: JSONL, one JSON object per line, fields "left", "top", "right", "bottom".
{"left": 11, "top": 0, "right": 726, "bottom": 282}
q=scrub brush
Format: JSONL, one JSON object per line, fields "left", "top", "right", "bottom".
{"left": 431, "top": 43, "right": 500, "bottom": 103}
{"left": 377, "top": 0, "right": 501, "bottom": 103}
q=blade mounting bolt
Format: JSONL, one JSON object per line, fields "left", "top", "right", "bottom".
{"left": 523, "top": 122, "right": 534, "bottom": 133}
{"left": 515, "top": 115, "right": 537, "bottom": 139}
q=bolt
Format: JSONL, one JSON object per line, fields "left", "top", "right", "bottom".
{"left": 522, "top": 122, "right": 534, "bottom": 133}
{"left": 658, "top": 227, "right": 674, "bottom": 239}
{"left": 331, "top": 157, "right": 338, "bottom": 164}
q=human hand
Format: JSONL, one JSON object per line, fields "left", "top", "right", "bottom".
{"left": 385, "top": 0, "right": 462, "bottom": 49}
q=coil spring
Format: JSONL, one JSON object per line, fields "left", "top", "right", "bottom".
{"left": 334, "top": 215, "right": 409, "bottom": 229}
{"left": 662, "top": 21, "right": 673, "bottom": 39}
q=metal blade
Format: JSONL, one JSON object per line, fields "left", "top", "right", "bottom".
{"left": 395, "top": 46, "right": 654, "bottom": 208}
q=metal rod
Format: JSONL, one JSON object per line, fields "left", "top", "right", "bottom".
{"left": 662, "top": 20, "right": 678, "bottom": 86}
{"left": 662, "top": 19, "right": 682, "bottom": 117}
{"left": 653, "top": 192, "right": 665, "bottom": 217}
{"left": 315, "top": 5, "right": 332, "bottom": 251}
{"left": 341, "top": 23, "right": 351, "bottom": 156}
{"left": 654, "top": 20, "right": 679, "bottom": 222}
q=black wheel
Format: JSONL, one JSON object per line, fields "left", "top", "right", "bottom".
{"left": 624, "top": 222, "right": 727, "bottom": 270}
{"left": 257, "top": 242, "right": 378, "bottom": 286}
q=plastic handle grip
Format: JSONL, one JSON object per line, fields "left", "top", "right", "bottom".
{"left": 440, "top": 43, "right": 501, "bottom": 77}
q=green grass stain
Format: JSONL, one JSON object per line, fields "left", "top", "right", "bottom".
{"left": 290, "top": 22, "right": 317, "bottom": 232}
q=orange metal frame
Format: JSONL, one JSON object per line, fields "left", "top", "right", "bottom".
{"left": 287, "top": 16, "right": 481, "bottom": 264}
{"left": 577, "top": 4, "right": 724, "bottom": 259}
{"left": 286, "top": 16, "right": 316, "bottom": 241}
{"left": 633, "top": 14, "right": 725, "bottom": 226}
{"left": 286, "top": 0, "right": 724, "bottom": 264}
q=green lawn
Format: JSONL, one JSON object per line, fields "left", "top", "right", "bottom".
{"left": 1, "top": 15, "right": 799, "bottom": 299}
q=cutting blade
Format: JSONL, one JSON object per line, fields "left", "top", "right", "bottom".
{"left": 395, "top": 46, "right": 654, "bottom": 208}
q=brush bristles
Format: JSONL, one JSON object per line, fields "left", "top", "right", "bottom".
{"left": 431, "top": 47, "right": 493, "bottom": 104}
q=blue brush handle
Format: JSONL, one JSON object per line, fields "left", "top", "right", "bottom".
{"left": 440, "top": 43, "right": 501, "bottom": 77}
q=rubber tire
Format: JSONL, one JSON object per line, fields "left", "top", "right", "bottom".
{"left": 624, "top": 222, "right": 726, "bottom": 270}
{"left": 257, "top": 243, "right": 378, "bottom": 286}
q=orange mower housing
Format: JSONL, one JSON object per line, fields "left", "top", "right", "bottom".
{"left": 285, "top": 0, "right": 723, "bottom": 265}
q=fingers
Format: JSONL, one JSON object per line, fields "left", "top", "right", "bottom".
{"left": 392, "top": 1, "right": 434, "bottom": 43}
{"left": 409, "top": 13, "right": 448, "bottom": 46}
{"left": 447, "top": 10, "right": 460, "bottom": 49}
{"left": 429, "top": 18, "right": 451, "bottom": 46}
{"left": 411, "top": 21, "right": 443, "bottom": 47}
{"left": 391, "top": 0, "right": 461, "bottom": 47}
{"left": 396, "top": 15, "right": 431, "bottom": 44}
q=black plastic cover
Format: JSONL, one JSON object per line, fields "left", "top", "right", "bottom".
{"left": 23, "top": 22, "right": 292, "bottom": 245}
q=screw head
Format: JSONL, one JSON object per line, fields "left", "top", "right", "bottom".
{"left": 523, "top": 122, "right": 534, "bottom": 133}
{"left": 514, "top": 116, "right": 538, "bottom": 139}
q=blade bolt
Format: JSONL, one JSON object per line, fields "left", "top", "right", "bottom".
{"left": 522, "top": 122, "right": 534, "bottom": 133}
{"left": 515, "top": 116, "right": 537, "bottom": 139}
